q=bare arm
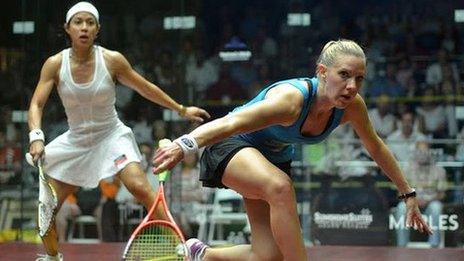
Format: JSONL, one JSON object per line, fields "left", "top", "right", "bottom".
{"left": 343, "top": 95, "right": 432, "bottom": 234}
{"left": 28, "top": 54, "right": 61, "bottom": 162}
{"left": 153, "top": 84, "right": 304, "bottom": 171}
{"left": 107, "top": 50, "right": 209, "bottom": 122}
{"left": 344, "top": 95, "right": 412, "bottom": 193}
{"left": 190, "top": 84, "right": 304, "bottom": 147}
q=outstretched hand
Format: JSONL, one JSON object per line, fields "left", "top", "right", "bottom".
{"left": 152, "top": 142, "right": 184, "bottom": 174}
{"left": 405, "top": 197, "right": 433, "bottom": 235}
{"left": 182, "top": 106, "right": 211, "bottom": 123}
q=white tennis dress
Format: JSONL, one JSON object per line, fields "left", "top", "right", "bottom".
{"left": 43, "top": 45, "right": 141, "bottom": 188}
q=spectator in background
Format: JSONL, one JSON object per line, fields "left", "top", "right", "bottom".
{"left": 0, "top": 129, "right": 21, "bottom": 185}
{"left": 185, "top": 51, "right": 219, "bottom": 101}
{"left": 404, "top": 77, "right": 421, "bottom": 101}
{"left": 368, "top": 95, "right": 397, "bottom": 139}
{"left": 205, "top": 65, "right": 247, "bottom": 105}
{"left": 139, "top": 142, "right": 155, "bottom": 177}
{"left": 230, "top": 61, "right": 258, "bottom": 92}
{"left": 387, "top": 111, "right": 426, "bottom": 162}
{"left": 131, "top": 106, "right": 154, "bottom": 144}
{"left": 0, "top": 106, "right": 20, "bottom": 143}
{"left": 441, "top": 79, "right": 459, "bottom": 137}
{"left": 257, "top": 27, "right": 278, "bottom": 61}
{"left": 396, "top": 57, "right": 415, "bottom": 90}
{"left": 440, "top": 25, "right": 462, "bottom": 55}
{"left": 425, "top": 48, "right": 460, "bottom": 89}
{"left": 416, "top": 88, "right": 447, "bottom": 139}
{"left": 55, "top": 194, "right": 81, "bottom": 242}
{"left": 177, "top": 152, "right": 212, "bottom": 238}
{"left": 249, "top": 64, "right": 273, "bottom": 98}
{"left": 176, "top": 37, "right": 197, "bottom": 72}
{"left": 154, "top": 50, "right": 181, "bottom": 99}
{"left": 395, "top": 140, "right": 447, "bottom": 248}
{"left": 366, "top": 63, "right": 405, "bottom": 99}
{"left": 152, "top": 120, "right": 167, "bottom": 144}
{"left": 95, "top": 177, "right": 120, "bottom": 242}
{"left": 249, "top": 27, "right": 278, "bottom": 65}
{"left": 455, "top": 127, "right": 464, "bottom": 163}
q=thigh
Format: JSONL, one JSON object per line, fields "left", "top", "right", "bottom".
{"left": 48, "top": 178, "right": 80, "bottom": 208}
{"left": 118, "top": 162, "right": 153, "bottom": 191}
{"left": 222, "top": 147, "right": 291, "bottom": 200}
{"left": 117, "top": 162, "right": 157, "bottom": 210}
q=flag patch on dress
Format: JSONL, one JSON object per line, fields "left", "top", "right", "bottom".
{"left": 114, "top": 154, "right": 127, "bottom": 167}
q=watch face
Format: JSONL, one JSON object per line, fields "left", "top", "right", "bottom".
{"left": 399, "top": 190, "right": 416, "bottom": 200}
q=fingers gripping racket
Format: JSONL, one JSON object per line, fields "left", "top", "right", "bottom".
{"left": 123, "top": 139, "right": 187, "bottom": 261}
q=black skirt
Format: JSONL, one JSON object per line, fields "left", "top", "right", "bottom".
{"left": 199, "top": 136, "right": 292, "bottom": 188}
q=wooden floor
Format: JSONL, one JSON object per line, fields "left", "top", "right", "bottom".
{"left": 1, "top": 242, "right": 463, "bottom": 261}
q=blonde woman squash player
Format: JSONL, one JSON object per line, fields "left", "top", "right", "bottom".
{"left": 153, "top": 39, "right": 432, "bottom": 261}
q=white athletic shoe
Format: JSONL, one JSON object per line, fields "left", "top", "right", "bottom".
{"left": 186, "top": 238, "right": 209, "bottom": 261}
{"left": 35, "top": 252, "right": 63, "bottom": 261}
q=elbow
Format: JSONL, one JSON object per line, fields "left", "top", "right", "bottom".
{"left": 221, "top": 115, "right": 249, "bottom": 137}
{"left": 223, "top": 116, "right": 242, "bottom": 136}
{"left": 137, "top": 87, "right": 152, "bottom": 100}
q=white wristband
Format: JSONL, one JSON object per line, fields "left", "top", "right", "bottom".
{"left": 29, "top": 129, "right": 45, "bottom": 144}
{"left": 173, "top": 134, "right": 199, "bottom": 157}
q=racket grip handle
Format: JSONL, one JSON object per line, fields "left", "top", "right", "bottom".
{"left": 158, "top": 138, "right": 172, "bottom": 148}
{"left": 158, "top": 139, "right": 172, "bottom": 182}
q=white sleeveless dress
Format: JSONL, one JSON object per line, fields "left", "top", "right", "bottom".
{"left": 43, "top": 45, "right": 141, "bottom": 188}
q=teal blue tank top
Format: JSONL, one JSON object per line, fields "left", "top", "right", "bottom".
{"left": 232, "top": 77, "right": 345, "bottom": 163}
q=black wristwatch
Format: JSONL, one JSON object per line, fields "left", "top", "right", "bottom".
{"left": 398, "top": 189, "right": 416, "bottom": 200}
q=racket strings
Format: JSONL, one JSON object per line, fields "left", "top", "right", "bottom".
{"left": 38, "top": 203, "right": 56, "bottom": 236}
{"left": 38, "top": 165, "right": 58, "bottom": 237}
{"left": 125, "top": 224, "right": 184, "bottom": 261}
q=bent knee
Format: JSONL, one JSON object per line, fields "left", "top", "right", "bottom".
{"left": 262, "top": 176, "right": 294, "bottom": 203}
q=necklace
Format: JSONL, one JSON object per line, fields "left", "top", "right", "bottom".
{"left": 70, "top": 46, "right": 95, "bottom": 64}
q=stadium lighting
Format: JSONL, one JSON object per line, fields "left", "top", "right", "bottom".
{"left": 287, "top": 13, "right": 311, "bottom": 26}
{"left": 163, "top": 16, "right": 196, "bottom": 30}
{"left": 13, "top": 21, "right": 35, "bottom": 34}
{"left": 455, "top": 10, "right": 464, "bottom": 23}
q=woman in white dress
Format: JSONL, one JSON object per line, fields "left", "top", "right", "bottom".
{"left": 28, "top": 2, "right": 210, "bottom": 260}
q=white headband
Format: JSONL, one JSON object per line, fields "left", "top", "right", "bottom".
{"left": 66, "top": 2, "right": 99, "bottom": 24}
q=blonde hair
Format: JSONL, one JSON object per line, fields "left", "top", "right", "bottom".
{"left": 316, "top": 39, "right": 365, "bottom": 68}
